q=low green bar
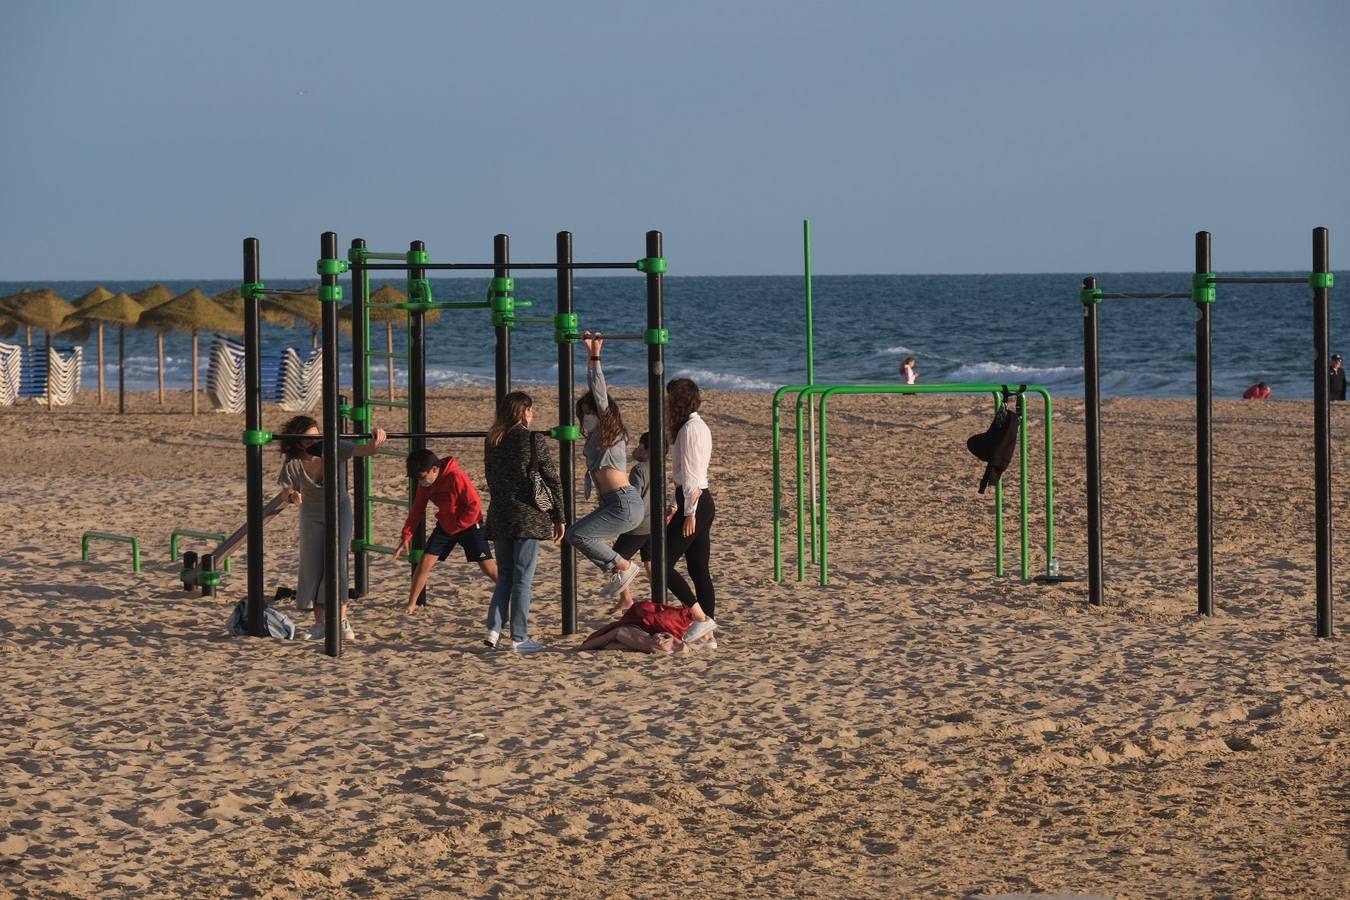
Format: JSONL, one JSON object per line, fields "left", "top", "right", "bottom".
{"left": 170, "top": 529, "right": 233, "bottom": 573}
{"left": 82, "top": 531, "right": 141, "bottom": 573}
{"left": 370, "top": 399, "right": 409, "bottom": 409}
{"left": 362, "top": 251, "right": 408, "bottom": 260}
{"left": 363, "top": 543, "right": 399, "bottom": 556}
{"left": 369, "top": 495, "right": 411, "bottom": 508}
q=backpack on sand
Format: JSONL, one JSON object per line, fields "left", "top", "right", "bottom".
{"left": 227, "top": 599, "right": 296, "bottom": 640}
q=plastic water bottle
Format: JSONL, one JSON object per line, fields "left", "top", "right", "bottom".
{"left": 1049, "top": 556, "right": 1061, "bottom": 578}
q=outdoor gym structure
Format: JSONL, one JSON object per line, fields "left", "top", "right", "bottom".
{"left": 1082, "top": 228, "right": 1335, "bottom": 638}
{"left": 773, "top": 220, "right": 1060, "bottom": 587}
{"left": 237, "top": 231, "right": 671, "bottom": 657}
{"left": 773, "top": 382, "right": 1055, "bottom": 586}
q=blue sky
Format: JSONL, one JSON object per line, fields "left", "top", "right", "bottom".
{"left": 1, "top": 1, "right": 1346, "bottom": 278}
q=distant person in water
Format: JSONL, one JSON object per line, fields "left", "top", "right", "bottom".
{"left": 1330, "top": 354, "right": 1346, "bottom": 401}
{"left": 901, "top": 356, "right": 919, "bottom": 384}
{"left": 1243, "top": 382, "right": 1272, "bottom": 400}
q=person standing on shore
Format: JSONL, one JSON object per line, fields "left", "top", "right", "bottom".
{"left": 664, "top": 378, "right": 717, "bottom": 641}
{"left": 1330, "top": 354, "right": 1346, "bottom": 401}
{"left": 901, "top": 356, "right": 919, "bottom": 385}
{"left": 483, "top": 392, "right": 564, "bottom": 653}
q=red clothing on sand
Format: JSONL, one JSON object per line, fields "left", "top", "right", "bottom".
{"left": 585, "top": 601, "right": 696, "bottom": 643}
{"left": 1243, "top": 384, "right": 1272, "bottom": 400}
{"left": 401, "top": 456, "right": 483, "bottom": 541}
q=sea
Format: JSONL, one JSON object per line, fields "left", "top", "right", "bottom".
{"left": 3, "top": 272, "right": 1344, "bottom": 401}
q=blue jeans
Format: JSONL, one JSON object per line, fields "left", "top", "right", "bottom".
{"left": 566, "top": 485, "right": 645, "bottom": 571}
{"left": 487, "top": 538, "right": 541, "bottom": 644}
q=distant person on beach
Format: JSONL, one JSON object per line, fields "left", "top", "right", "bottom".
{"left": 666, "top": 378, "right": 717, "bottom": 636}
{"left": 1243, "top": 382, "right": 1272, "bottom": 400}
{"left": 395, "top": 448, "right": 498, "bottom": 616}
{"left": 607, "top": 431, "right": 653, "bottom": 616}
{"left": 565, "top": 332, "right": 645, "bottom": 600}
{"left": 1330, "top": 354, "right": 1347, "bottom": 401}
{"left": 483, "top": 391, "right": 563, "bottom": 653}
{"left": 277, "top": 415, "right": 388, "bottom": 642}
{"left": 901, "top": 356, "right": 919, "bottom": 384}
{"left": 577, "top": 600, "right": 717, "bottom": 654}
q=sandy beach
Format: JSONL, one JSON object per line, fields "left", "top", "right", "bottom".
{"left": 1, "top": 387, "right": 1347, "bottom": 898}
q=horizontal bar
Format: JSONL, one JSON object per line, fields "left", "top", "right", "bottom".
{"left": 369, "top": 495, "right": 410, "bottom": 508}
{"left": 255, "top": 288, "right": 318, "bottom": 296}
{"left": 569, "top": 332, "right": 646, "bottom": 341}
{"left": 374, "top": 447, "right": 405, "bottom": 459}
{"left": 362, "top": 543, "right": 400, "bottom": 555}
{"left": 361, "top": 251, "right": 409, "bottom": 260}
{"left": 367, "top": 301, "right": 494, "bottom": 312}
{"left": 1213, "top": 277, "right": 1308, "bottom": 285}
{"left": 272, "top": 430, "right": 489, "bottom": 441}
{"left": 1100, "top": 292, "right": 1191, "bottom": 300}
{"left": 369, "top": 399, "right": 409, "bottom": 409}
{"left": 362, "top": 262, "right": 638, "bottom": 271}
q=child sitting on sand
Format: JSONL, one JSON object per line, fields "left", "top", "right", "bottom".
{"left": 576, "top": 600, "right": 717, "bottom": 654}
{"left": 395, "top": 448, "right": 498, "bottom": 616}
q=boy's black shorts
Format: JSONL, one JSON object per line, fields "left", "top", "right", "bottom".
{"left": 425, "top": 523, "right": 492, "bottom": 563}
{"left": 613, "top": 531, "right": 650, "bottom": 563}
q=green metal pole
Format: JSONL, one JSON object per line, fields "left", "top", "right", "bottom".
{"left": 795, "top": 392, "right": 808, "bottom": 581}
{"left": 772, "top": 393, "right": 782, "bottom": 581}
{"left": 1041, "top": 389, "right": 1055, "bottom": 574}
{"left": 994, "top": 394, "right": 1004, "bottom": 577}
{"left": 1018, "top": 392, "right": 1029, "bottom": 580}
{"left": 818, "top": 389, "right": 830, "bottom": 585}
{"left": 804, "top": 220, "right": 820, "bottom": 564}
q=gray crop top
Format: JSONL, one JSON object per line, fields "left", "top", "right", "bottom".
{"left": 582, "top": 361, "right": 627, "bottom": 498}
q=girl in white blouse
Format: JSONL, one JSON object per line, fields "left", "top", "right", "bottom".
{"left": 664, "top": 378, "right": 716, "bottom": 621}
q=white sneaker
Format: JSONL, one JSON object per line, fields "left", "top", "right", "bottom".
{"left": 601, "top": 563, "right": 641, "bottom": 597}
{"left": 511, "top": 639, "right": 546, "bottom": 654}
{"left": 484, "top": 629, "right": 501, "bottom": 649}
{"left": 684, "top": 619, "right": 717, "bottom": 643}
{"left": 341, "top": 620, "right": 355, "bottom": 641}
{"left": 303, "top": 622, "right": 325, "bottom": 641}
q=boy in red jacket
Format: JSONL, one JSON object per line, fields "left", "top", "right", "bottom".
{"left": 395, "top": 448, "right": 498, "bottom": 615}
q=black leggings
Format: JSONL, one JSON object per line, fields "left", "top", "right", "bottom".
{"left": 666, "top": 488, "right": 715, "bottom": 616}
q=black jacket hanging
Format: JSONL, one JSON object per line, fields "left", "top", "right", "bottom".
{"left": 966, "top": 404, "right": 1019, "bottom": 494}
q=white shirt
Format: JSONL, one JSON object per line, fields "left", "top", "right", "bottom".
{"left": 671, "top": 412, "right": 711, "bottom": 515}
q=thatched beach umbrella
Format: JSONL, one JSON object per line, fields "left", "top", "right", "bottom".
{"left": 74, "top": 293, "right": 143, "bottom": 415}
{"left": 6, "top": 288, "right": 77, "bottom": 410}
{"left": 357, "top": 283, "right": 440, "bottom": 399}
{"left": 74, "top": 286, "right": 114, "bottom": 405}
{"left": 213, "top": 287, "right": 296, "bottom": 328}
{"left": 140, "top": 289, "right": 243, "bottom": 416}
{"left": 131, "top": 284, "right": 177, "bottom": 405}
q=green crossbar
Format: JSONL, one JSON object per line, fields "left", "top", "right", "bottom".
{"left": 374, "top": 447, "right": 405, "bottom": 459}
{"left": 82, "top": 531, "right": 141, "bottom": 573}
{"left": 169, "top": 529, "right": 233, "bottom": 573}
{"left": 362, "top": 542, "right": 399, "bottom": 556}
{"left": 370, "top": 399, "right": 409, "bottom": 409}
{"left": 369, "top": 495, "right": 410, "bottom": 508}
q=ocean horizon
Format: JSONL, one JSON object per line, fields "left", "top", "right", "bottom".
{"left": 4, "top": 272, "right": 1345, "bottom": 401}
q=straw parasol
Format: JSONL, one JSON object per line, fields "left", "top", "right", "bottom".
{"left": 355, "top": 283, "right": 441, "bottom": 399}
{"left": 213, "top": 287, "right": 296, "bottom": 327}
{"left": 5, "top": 288, "right": 78, "bottom": 410}
{"left": 131, "top": 284, "right": 178, "bottom": 404}
{"left": 74, "top": 293, "right": 144, "bottom": 415}
{"left": 74, "top": 286, "right": 114, "bottom": 405}
{"left": 140, "top": 289, "right": 243, "bottom": 416}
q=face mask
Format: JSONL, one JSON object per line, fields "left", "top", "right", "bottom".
{"left": 305, "top": 442, "right": 323, "bottom": 457}
{"left": 419, "top": 477, "right": 435, "bottom": 487}
{"left": 583, "top": 414, "right": 599, "bottom": 433}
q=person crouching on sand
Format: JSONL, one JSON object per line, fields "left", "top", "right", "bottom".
{"left": 395, "top": 448, "right": 498, "bottom": 616}
{"left": 576, "top": 600, "right": 717, "bottom": 654}
{"left": 277, "top": 415, "right": 387, "bottom": 642}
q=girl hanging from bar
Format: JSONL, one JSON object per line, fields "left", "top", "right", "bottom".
{"left": 564, "top": 332, "right": 645, "bottom": 599}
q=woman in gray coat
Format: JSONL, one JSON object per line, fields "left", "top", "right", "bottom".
{"left": 483, "top": 392, "right": 564, "bottom": 652}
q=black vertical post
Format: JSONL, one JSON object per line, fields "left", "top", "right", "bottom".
{"left": 645, "top": 231, "right": 668, "bottom": 605}
{"left": 409, "top": 240, "right": 429, "bottom": 606}
{"left": 118, "top": 324, "right": 126, "bottom": 415}
{"left": 1313, "top": 226, "right": 1333, "bottom": 638}
{"left": 200, "top": 553, "right": 216, "bottom": 599}
{"left": 557, "top": 232, "right": 579, "bottom": 633}
{"left": 494, "top": 234, "right": 511, "bottom": 406}
{"left": 350, "top": 238, "right": 369, "bottom": 598}
{"left": 320, "top": 231, "right": 342, "bottom": 657}
{"left": 1082, "top": 277, "right": 1104, "bottom": 606}
{"left": 1195, "top": 231, "right": 1214, "bottom": 617}
{"left": 243, "top": 238, "right": 266, "bottom": 637}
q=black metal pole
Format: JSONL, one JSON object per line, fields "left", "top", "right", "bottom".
{"left": 351, "top": 238, "right": 369, "bottom": 599}
{"left": 557, "top": 231, "right": 578, "bottom": 634}
{"left": 645, "top": 231, "right": 668, "bottom": 605}
{"left": 1196, "top": 231, "right": 1214, "bottom": 617}
{"left": 118, "top": 323, "right": 125, "bottom": 415}
{"left": 410, "top": 240, "right": 429, "bottom": 607}
{"left": 1313, "top": 226, "right": 1333, "bottom": 638}
{"left": 1082, "top": 277, "right": 1104, "bottom": 606}
{"left": 200, "top": 553, "right": 216, "bottom": 599}
{"left": 494, "top": 234, "right": 510, "bottom": 407}
{"left": 243, "top": 238, "right": 266, "bottom": 637}
{"left": 320, "top": 231, "right": 342, "bottom": 657}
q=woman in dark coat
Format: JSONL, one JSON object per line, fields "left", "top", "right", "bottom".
{"left": 483, "top": 391, "right": 563, "bottom": 652}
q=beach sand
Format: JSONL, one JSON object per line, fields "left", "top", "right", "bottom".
{"left": 1, "top": 388, "right": 1347, "bottom": 898}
